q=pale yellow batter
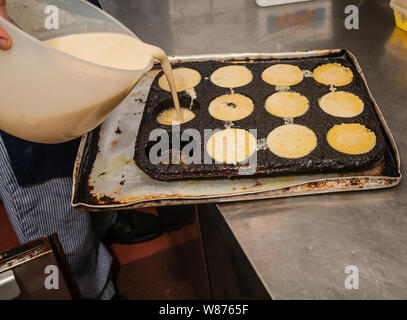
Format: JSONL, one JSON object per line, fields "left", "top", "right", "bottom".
{"left": 44, "top": 32, "right": 152, "bottom": 70}
{"left": 158, "top": 67, "right": 202, "bottom": 92}
{"left": 327, "top": 123, "right": 376, "bottom": 155}
{"left": 265, "top": 92, "right": 309, "bottom": 118}
{"left": 44, "top": 32, "right": 187, "bottom": 130}
{"left": 206, "top": 128, "right": 257, "bottom": 164}
{"left": 208, "top": 94, "right": 254, "bottom": 121}
{"left": 319, "top": 91, "right": 364, "bottom": 118}
{"left": 267, "top": 124, "right": 317, "bottom": 158}
{"left": 210, "top": 65, "right": 253, "bottom": 88}
{"left": 262, "top": 64, "right": 304, "bottom": 86}
{"left": 156, "top": 107, "right": 195, "bottom": 125}
{"left": 313, "top": 63, "right": 353, "bottom": 87}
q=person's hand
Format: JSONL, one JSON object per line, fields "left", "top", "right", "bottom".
{"left": 0, "top": 0, "right": 12, "bottom": 50}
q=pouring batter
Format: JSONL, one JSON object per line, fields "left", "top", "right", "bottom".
{"left": 0, "top": 0, "right": 183, "bottom": 301}
{"left": 44, "top": 32, "right": 185, "bottom": 123}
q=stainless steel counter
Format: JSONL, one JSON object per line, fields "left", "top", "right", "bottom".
{"left": 100, "top": 0, "right": 407, "bottom": 299}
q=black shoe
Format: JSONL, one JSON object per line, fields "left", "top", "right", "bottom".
{"left": 103, "top": 211, "right": 164, "bottom": 244}
{"left": 157, "top": 205, "right": 195, "bottom": 232}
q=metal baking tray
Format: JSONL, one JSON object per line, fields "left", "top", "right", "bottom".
{"left": 135, "top": 50, "right": 385, "bottom": 180}
{"left": 71, "top": 50, "right": 401, "bottom": 211}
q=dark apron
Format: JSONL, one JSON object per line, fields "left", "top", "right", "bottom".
{"left": 1, "top": 131, "right": 80, "bottom": 186}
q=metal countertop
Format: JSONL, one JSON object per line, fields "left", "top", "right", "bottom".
{"left": 100, "top": 0, "right": 407, "bottom": 299}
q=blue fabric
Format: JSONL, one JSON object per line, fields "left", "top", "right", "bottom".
{"left": 1, "top": 131, "right": 80, "bottom": 186}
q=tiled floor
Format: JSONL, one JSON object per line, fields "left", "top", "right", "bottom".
{"left": 0, "top": 203, "right": 210, "bottom": 299}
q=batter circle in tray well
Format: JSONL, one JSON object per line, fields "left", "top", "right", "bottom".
{"left": 327, "top": 123, "right": 376, "bottom": 155}
{"left": 156, "top": 107, "right": 196, "bottom": 125}
{"left": 261, "top": 64, "right": 304, "bottom": 86}
{"left": 153, "top": 96, "right": 200, "bottom": 126}
{"left": 319, "top": 91, "right": 364, "bottom": 118}
{"left": 208, "top": 93, "right": 254, "bottom": 121}
{"left": 266, "top": 124, "right": 317, "bottom": 159}
{"left": 158, "top": 67, "right": 202, "bottom": 92}
{"left": 264, "top": 91, "right": 309, "bottom": 118}
{"left": 313, "top": 63, "right": 353, "bottom": 86}
{"left": 206, "top": 128, "right": 257, "bottom": 164}
{"left": 210, "top": 65, "right": 253, "bottom": 88}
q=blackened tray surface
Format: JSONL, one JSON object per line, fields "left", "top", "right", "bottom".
{"left": 135, "top": 51, "right": 386, "bottom": 180}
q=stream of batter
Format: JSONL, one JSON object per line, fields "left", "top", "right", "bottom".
{"left": 44, "top": 32, "right": 184, "bottom": 122}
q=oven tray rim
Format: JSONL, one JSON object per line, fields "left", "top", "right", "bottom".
{"left": 71, "top": 49, "right": 402, "bottom": 211}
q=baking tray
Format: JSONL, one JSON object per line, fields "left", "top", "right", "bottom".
{"left": 71, "top": 50, "right": 401, "bottom": 211}
{"left": 135, "top": 50, "right": 385, "bottom": 180}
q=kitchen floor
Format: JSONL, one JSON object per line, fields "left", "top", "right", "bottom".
{"left": 0, "top": 203, "right": 210, "bottom": 299}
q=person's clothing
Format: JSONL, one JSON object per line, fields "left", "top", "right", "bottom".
{"left": 0, "top": 134, "right": 115, "bottom": 299}
{"left": 0, "top": 0, "right": 117, "bottom": 299}
{"left": 1, "top": 132, "right": 80, "bottom": 186}
{"left": 103, "top": 210, "right": 164, "bottom": 244}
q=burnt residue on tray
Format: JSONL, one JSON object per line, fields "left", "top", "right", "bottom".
{"left": 73, "top": 126, "right": 102, "bottom": 205}
{"left": 133, "top": 50, "right": 389, "bottom": 181}
{"left": 72, "top": 126, "right": 121, "bottom": 206}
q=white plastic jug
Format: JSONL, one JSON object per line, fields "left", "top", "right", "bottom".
{"left": 0, "top": 0, "right": 155, "bottom": 143}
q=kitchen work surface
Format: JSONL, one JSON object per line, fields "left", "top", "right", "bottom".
{"left": 100, "top": 0, "right": 407, "bottom": 299}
